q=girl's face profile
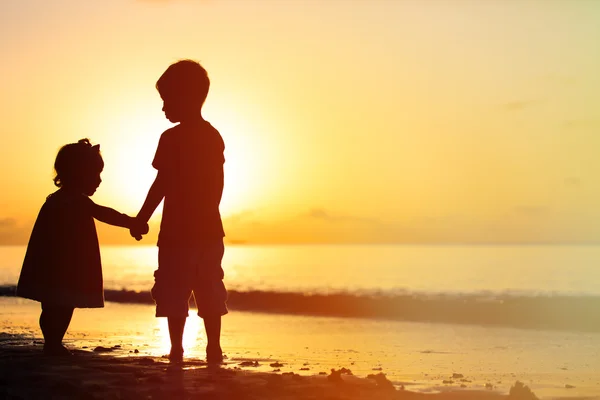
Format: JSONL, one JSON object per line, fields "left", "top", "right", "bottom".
{"left": 82, "top": 169, "right": 102, "bottom": 196}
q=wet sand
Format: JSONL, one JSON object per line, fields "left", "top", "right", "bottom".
{"left": 0, "top": 335, "right": 538, "bottom": 400}
{"left": 1, "top": 297, "right": 598, "bottom": 399}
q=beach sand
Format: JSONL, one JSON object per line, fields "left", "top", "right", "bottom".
{"left": 0, "top": 335, "right": 536, "bottom": 400}
{"left": 1, "top": 297, "right": 597, "bottom": 399}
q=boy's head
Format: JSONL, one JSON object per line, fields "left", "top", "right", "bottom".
{"left": 54, "top": 138, "right": 104, "bottom": 196}
{"left": 156, "top": 59, "right": 210, "bottom": 123}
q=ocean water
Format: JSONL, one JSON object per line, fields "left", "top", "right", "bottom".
{"left": 2, "top": 244, "right": 600, "bottom": 331}
{"left": 2, "top": 244, "right": 600, "bottom": 296}
{"left": 2, "top": 244, "right": 600, "bottom": 398}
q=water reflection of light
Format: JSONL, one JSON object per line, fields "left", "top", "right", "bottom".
{"left": 154, "top": 310, "right": 205, "bottom": 358}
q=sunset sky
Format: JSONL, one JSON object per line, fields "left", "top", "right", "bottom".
{"left": 1, "top": 0, "right": 600, "bottom": 244}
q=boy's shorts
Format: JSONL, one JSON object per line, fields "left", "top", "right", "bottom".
{"left": 151, "top": 240, "right": 228, "bottom": 318}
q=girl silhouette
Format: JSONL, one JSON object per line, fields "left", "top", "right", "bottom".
{"left": 17, "top": 139, "right": 147, "bottom": 356}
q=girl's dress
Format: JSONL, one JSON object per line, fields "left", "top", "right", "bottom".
{"left": 17, "top": 189, "right": 104, "bottom": 308}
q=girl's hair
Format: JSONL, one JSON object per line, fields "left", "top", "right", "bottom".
{"left": 53, "top": 138, "right": 104, "bottom": 188}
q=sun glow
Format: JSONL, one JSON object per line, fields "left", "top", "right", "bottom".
{"left": 92, "top": 108, "right": 169, "bottom": 216}
{"left": 93, "top": 105, "right": 271, "bottom": 220}
{"left": 209, "top": 110, "right": 272, "bottom": 218}
{"left": 155, "top": 313, "right": 205, "bottom": 357}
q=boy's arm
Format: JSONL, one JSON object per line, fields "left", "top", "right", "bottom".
{"left": 214, "top": 168, "right": 224, "bottom": 204}
{"left": 136, "top": 171, "right": 166, "bottom": 223}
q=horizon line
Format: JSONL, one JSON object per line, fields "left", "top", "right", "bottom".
{"left": 1, "top": 241, "right": 600, "bottom": 247}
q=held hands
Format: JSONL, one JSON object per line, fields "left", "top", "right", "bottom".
{"left": 129, "top": 217, "right": 149, "bottom": 241}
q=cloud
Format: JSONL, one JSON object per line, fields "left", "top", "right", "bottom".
{"left": 501, "top": 100, "right": 537, "bottom": 111}
{"left": 0, "top": 218, "right": 17, "bottom": 228}
{"left": 564, "top": 177, "right": 581, "bottom": 187}
{"left": 305, "top": 208, "right": 382, "bottom": 224}
{"left": 218, "top": 207, "right": 591, "bottom": 245}
{"left": 222, "top": 207, "right": 556, "bottom": 244}
{"left": 543, "top": 75, "right": 576, "bottom": 86}
{"left": 562, "top": 120, "right": 599, "bottom": 130}
{"left": 224, "top": 210, "right": 256, "bottom": 223}
{"left": 0, "top": 217, "right": 31, "bottom": 245}
{"left": 307, "top": 208, "right": 331, "bottom": 220}
{"left": 220, "top": 207, "right": 403, "bottom": 244}
{"left": 513, "top": 206, "right": 547, "bottom": 216}
{"left": 136, "top": 0, "right": 209, "bottom": 3}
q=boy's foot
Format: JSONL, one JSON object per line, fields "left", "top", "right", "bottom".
{"left": 43, "top": 344, "right": 72, "bottom": 357}
{"left": 206, "top": 346, "right": 223, "bottom": 365}
{"left": 168, "top": 347, "right": 184, "bottom": 363}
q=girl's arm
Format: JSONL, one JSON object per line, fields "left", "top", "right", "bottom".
{"left": 91, "top": 203, "right": 135, "bottom": 228}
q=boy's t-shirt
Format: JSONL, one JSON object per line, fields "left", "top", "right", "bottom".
{"left": 152, "top": 120, "right": 225, "bottom": 246}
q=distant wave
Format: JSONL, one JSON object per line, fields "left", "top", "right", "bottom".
{"left": 2, "top": 285, "right": 600, "bottom": 332}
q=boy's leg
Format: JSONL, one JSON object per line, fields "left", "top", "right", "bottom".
{"left": 167, "top": 316, "right": 186, "bottom": 361}
{"left": 40, "top": 303, "right": 74, "bottom": 355}
{"left": 192, "top": 240, "right": 227, "bottom": 364}
{"left": 154, "top": 247, "right": 192, "bottom": 362}
{"left": 203, "top": 315, "right": 222, "bottom": 363}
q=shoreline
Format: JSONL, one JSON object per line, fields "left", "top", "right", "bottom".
{"left": 3, "top": 285, "right": 600, "bottom": 333}
{"left": 1, "top": 298, "right": 599, "bottom": 399}
{"left": 0, "top": 336, "right": 532, "bottom": 400}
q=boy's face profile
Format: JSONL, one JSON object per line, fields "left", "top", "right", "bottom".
{"left": 161, "top": 94, "right": 201, "bottom": 123}
{"left": 161, "top": 97, "right": 181, "bottom": 123}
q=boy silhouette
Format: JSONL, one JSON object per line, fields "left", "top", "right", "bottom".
{"left": 132, "top": 60, "right": 227, "bottom": 363}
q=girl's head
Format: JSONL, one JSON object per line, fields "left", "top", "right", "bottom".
{"left": 53, "top": 138, "right": 104, "bottom": 196}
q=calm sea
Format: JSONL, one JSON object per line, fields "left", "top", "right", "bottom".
{"left": 2, "top": 244, "right": 600, "bottom": 331}
{"left": 3, "top": 244, "right": 600, "bottom": 397}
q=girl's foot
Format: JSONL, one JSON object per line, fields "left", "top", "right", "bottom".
{"left": 43, "top": 344, "right": 72, "bottom": 357}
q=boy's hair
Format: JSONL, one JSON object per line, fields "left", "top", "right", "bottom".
{"left": 53, "top": 138, "right": 104, "bottom": 187}
{"left": 156, "top": 59, "right": 210, "bottom": 106}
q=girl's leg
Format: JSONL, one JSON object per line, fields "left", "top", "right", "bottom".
{"left": 40, "top": 304, "right": 74, "bottom": 355}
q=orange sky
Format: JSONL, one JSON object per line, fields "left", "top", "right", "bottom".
{"left": 1, "top": 0, "right": 600, "bottom": 245}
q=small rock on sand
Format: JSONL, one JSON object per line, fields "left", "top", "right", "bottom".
{"left": 366, "top": 373, "right": 395, "bottom": 391}
{"left": 93, "top": 346, "right": 114, "bottom": 353}
{"left": 509, "top": 381, "right": 539, "bottom": 400}
{"left": 239, "top": 361, "right": 259, "bottom": 367}
{"left": 328, "top": 368, "right": 353, "bottom": 382}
